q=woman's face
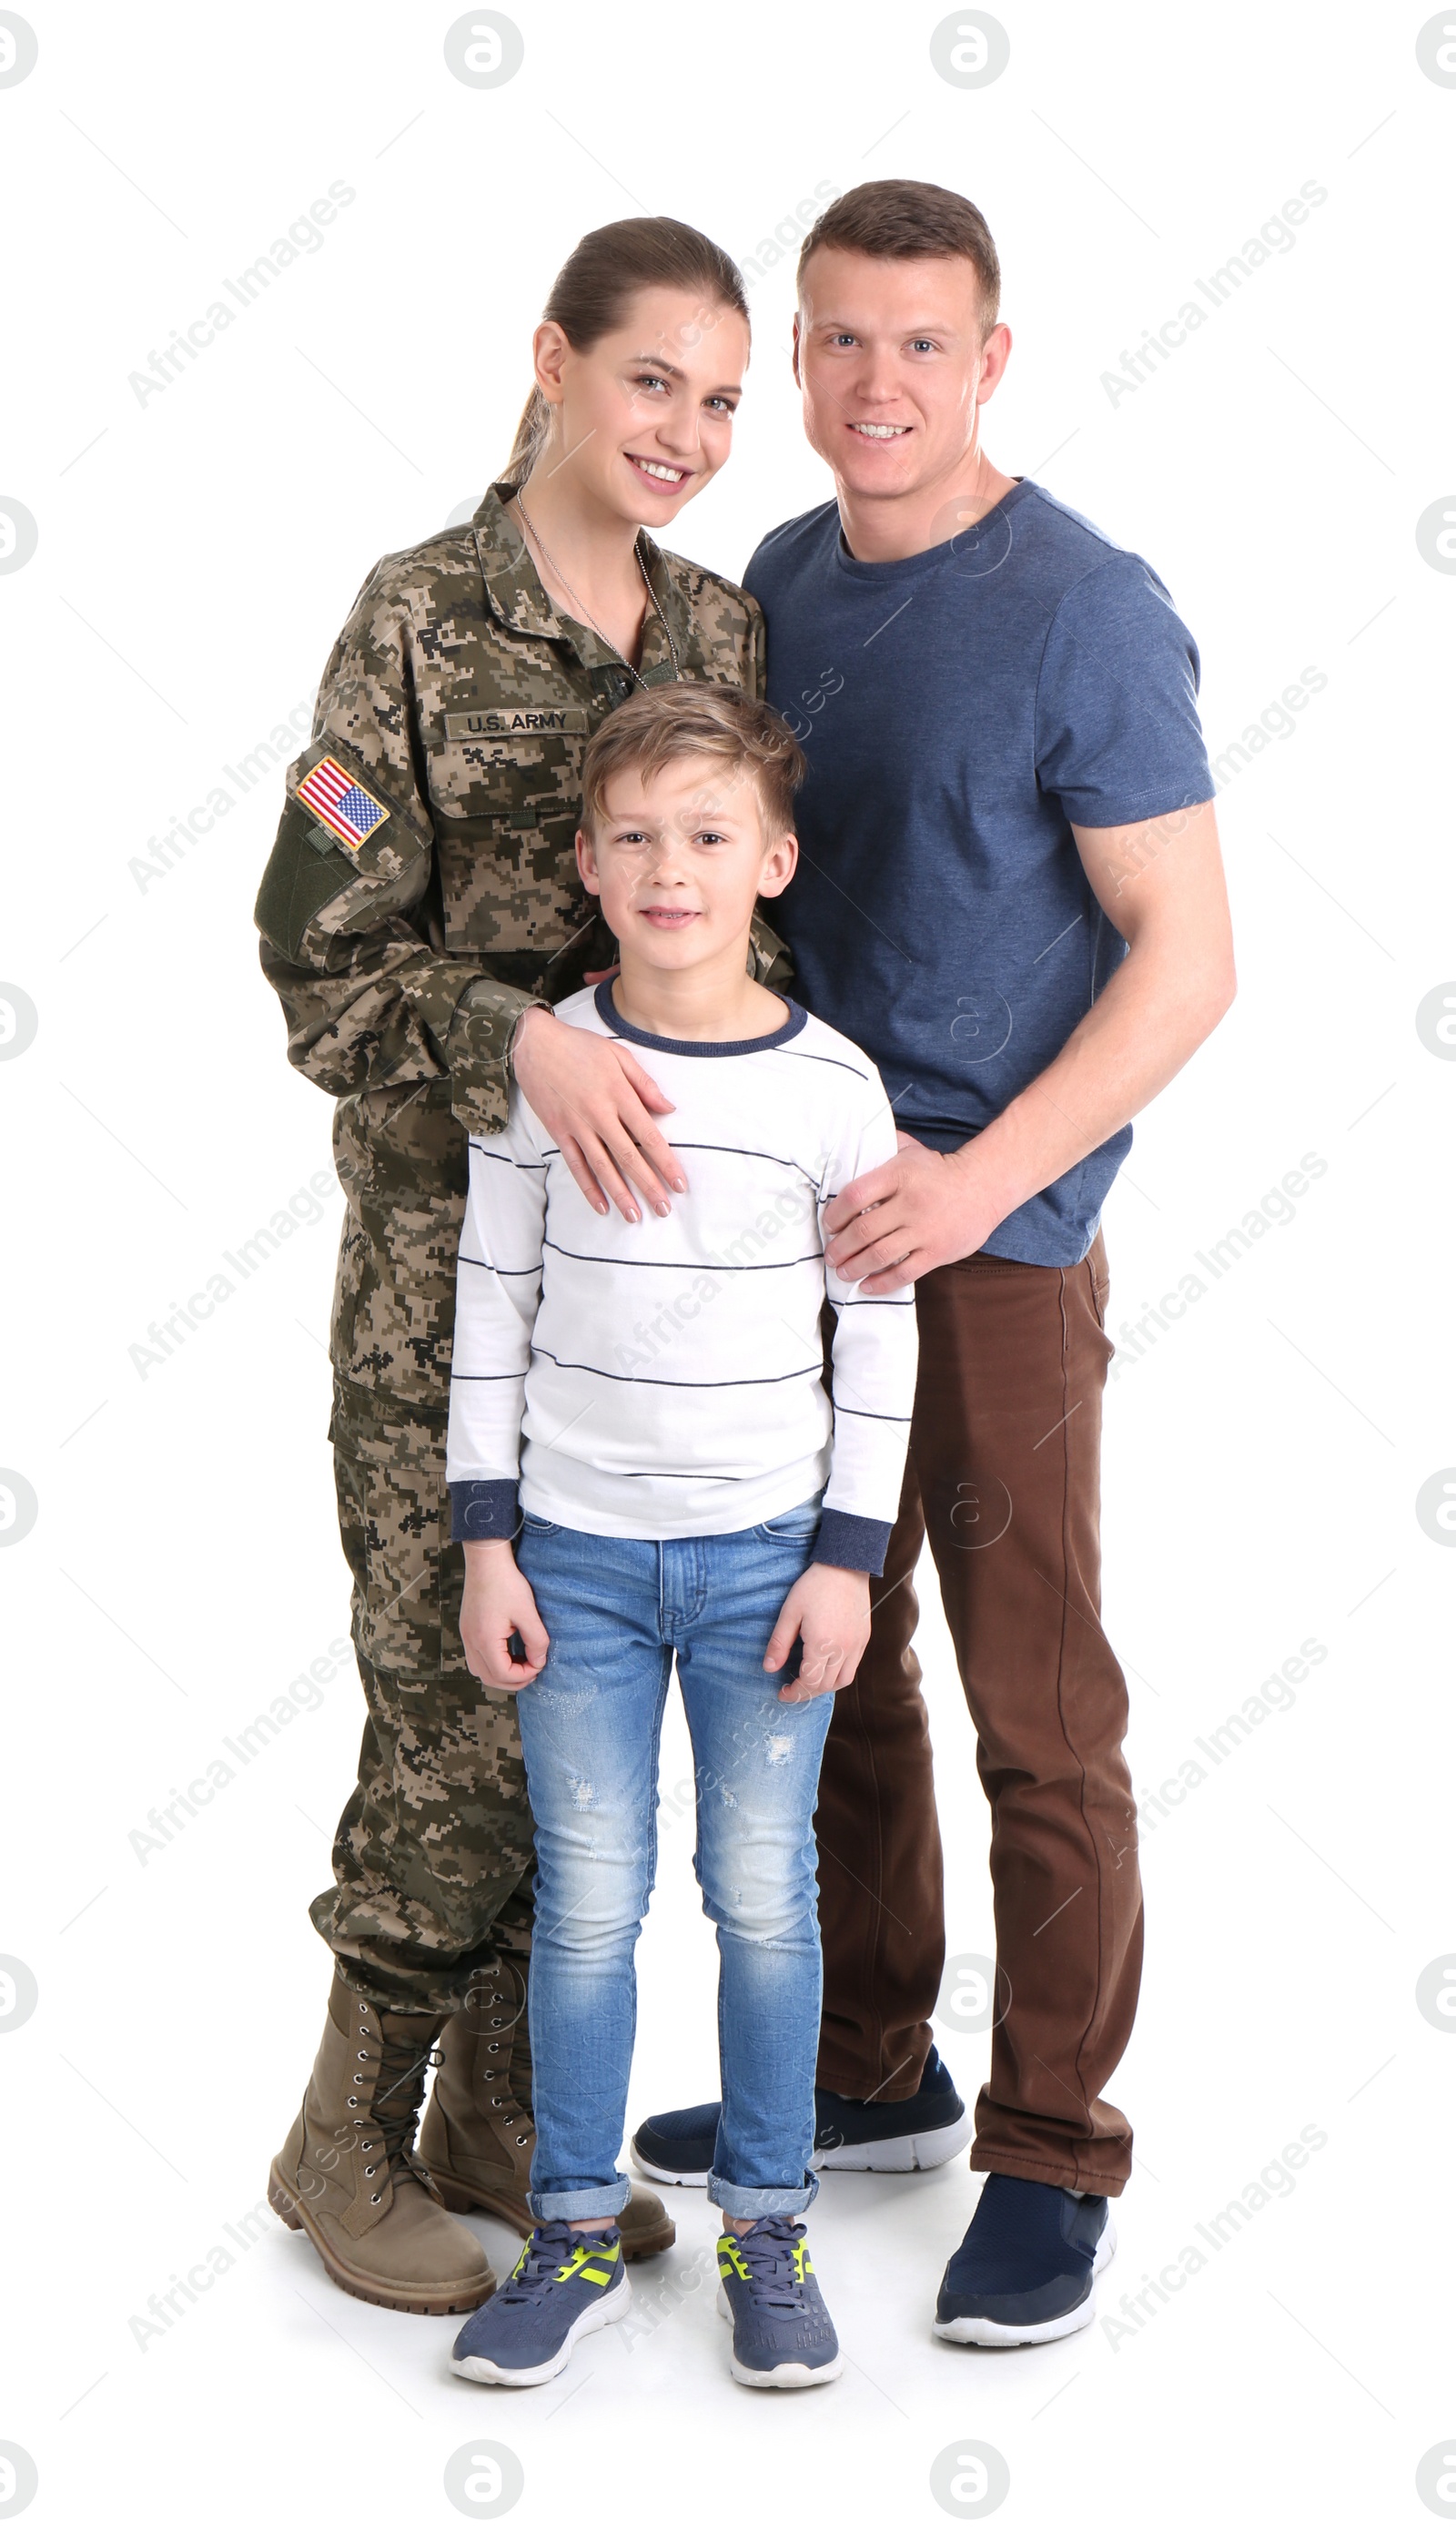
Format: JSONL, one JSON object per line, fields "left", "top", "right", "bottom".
{"left": 534, "top": 285, "right": 751, "bottom": 527}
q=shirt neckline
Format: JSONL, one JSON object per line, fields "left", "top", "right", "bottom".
{"left": 593, "top": 976, "right": 807, "bottom": 1058}
{"left": 472, "top": 483, "right": 690, "bottom": 680}
{"left": 831, "top": 476, "right": 1034, "bottom": 581}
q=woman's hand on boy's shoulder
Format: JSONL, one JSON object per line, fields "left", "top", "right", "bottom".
{"left": 765, "top": 1563, "right": 872, "bottom": 1703}
{"left": 459, "top": 1539, "right": 550, "bottom": 1692}
{"left": 511, "top": 1005, "right": 684, "bottom": 1222}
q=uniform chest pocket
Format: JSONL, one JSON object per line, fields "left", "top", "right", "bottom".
{"left": 434, "top": 807, "right": 591, "bottom": 957}
{"left": 427, "top": 704, "right": 591, "bottom": 822}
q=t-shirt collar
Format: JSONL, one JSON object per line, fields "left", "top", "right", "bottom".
{"left": 832, "top": 476, "right": 1032, "bottom": 581}
{"left": 593, "top": 976, "right": 806, "bottom": 1057}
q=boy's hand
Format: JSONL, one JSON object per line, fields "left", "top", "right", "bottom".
{"left": 460, "top": 1540, "right": 550, "bottom": 1692}
{"left": 763, "top": 1563, "right": 872, "bottom": 1703}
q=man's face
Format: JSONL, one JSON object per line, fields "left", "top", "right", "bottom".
{"left": 576, "top": 754, "right": 796, "bottom": 975}
{"left": 794, "top": 247, "right": 1006, "bottom": 502}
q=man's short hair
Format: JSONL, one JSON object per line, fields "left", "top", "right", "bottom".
{"left": 797, "top": 179, "right": 1001, "bottom": 333}
{"left": 580, "top": 684, "right": 805, "bottom": 838}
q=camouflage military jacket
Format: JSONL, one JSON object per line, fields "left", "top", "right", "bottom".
{"left": 255, "top": 484, "right": 776, "bottom": 1410}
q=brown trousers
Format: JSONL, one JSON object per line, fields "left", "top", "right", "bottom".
{"left": 815, "top": 1231, "right": 1141, "bottom": 2196}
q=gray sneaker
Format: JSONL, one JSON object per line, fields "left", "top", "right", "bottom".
{"left": 715, "top": 2217, "right": 843, "bottom": 2389}
{"left": 450, "top": 2222, "right": 630, "bottom": 2386}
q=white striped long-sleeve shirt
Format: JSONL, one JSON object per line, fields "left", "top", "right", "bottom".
{"left": 445, "top": 982, "right": 917, "bottom": 1574}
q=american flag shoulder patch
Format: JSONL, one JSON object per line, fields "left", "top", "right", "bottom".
{"left": 296, "top": 754, "right": 391, "bottom": 855}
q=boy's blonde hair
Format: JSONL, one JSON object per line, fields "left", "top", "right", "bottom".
{"left": 580, "top": 683, "right": 806, "bottom": 838}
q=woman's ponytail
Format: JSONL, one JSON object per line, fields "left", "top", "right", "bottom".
{"left": 500, "top": 386, "right": 551, "bottom": 490}
{"left": 498, "top": 216, "right": 748, "bottom": 491}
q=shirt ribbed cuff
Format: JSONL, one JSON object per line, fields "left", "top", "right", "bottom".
{"left": 450, "top": 1479, "right": 519, "bottom": 1543}
{"left": 813, "top": 1509, "right": 892, "bottom": 1576}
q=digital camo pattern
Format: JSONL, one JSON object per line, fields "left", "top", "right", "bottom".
{"left": 329, "top": 1078, "right": 468, "bottom": 1402}
{"left": 257, "top": 482, "right": 774, "bottom": 1409}
{"left": 261, "top": 491, "right": 778, "bottom": 2004}
{"left": 313, "top": 1377, "right": 538, "bottom": 2012}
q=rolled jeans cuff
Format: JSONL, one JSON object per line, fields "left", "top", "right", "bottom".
{"left": 529, "top": 2178, "right": 632, "bottom": 2222}
{"left": 708, "top": 2170, "right": 819, "bottom": 2220}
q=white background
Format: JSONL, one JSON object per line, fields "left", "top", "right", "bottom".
{"left": 2, "top": 3, "right": 1453, "bottom": 2526}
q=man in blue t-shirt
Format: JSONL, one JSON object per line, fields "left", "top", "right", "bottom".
{"left": 632, "top": 179, "right": 1235, "bottom": 2349}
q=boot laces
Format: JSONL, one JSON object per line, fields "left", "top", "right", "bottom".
{"left": 467, "top": 1972, "right": 533, "bottom": 2146}
{"left": 369, "top": 2030, "right": 440, "bottom": 2183}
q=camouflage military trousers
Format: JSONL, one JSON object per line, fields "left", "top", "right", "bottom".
{"left": 309, "top": 1377, "right": 536, "bottom": 2013}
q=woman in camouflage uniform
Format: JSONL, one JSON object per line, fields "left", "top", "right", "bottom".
{"left": 258, "top": 217, "right": 784, "bottom": 2314}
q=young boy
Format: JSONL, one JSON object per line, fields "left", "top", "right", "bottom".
{"left": 443, "top": 685, "right": 916, "bottom": 2391}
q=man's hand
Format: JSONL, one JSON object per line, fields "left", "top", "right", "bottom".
{"left": 763, "top": 1563, "right": 872, "bottom": 1702}
{"left": 512, "top": 1005, "right": 683, "bottom": 1222}
{"left": 824, "top": 1134, "right": 1004, "bottom": 1293}
{"left": 460, "top": 1540, "right": 550, "bottom": 1692}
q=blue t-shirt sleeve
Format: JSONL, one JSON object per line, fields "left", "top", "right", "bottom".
{"left": 1034, "top": 554, "right": 1214, "bottom": 829}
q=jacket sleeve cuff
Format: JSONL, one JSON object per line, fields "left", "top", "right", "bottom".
{"left": 450, "top": 1479, "right": 520, "bottom": 1543}
{"left": 813, "top": 1509, "right": 892, "bottom": 1576}
{"left": 445, "top": 980, "right": 541, "bottom": 1138}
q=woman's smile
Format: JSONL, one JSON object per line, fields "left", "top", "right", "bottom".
{"left": 624, "top": 451, "right": 694, "bottom": 491}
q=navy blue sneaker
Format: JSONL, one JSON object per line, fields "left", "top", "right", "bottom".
{"left": 716, "top": 2218, "right": 843, "bottom": 2389}
{"left": 632, "top": 2047, "right": 970, "bottom": 2184}
{"left": 934, "top": 2174, "right": 1116, "bottom": 2346}
{"left": 450, "top": 2222, "right": 630, "bottom": 2385}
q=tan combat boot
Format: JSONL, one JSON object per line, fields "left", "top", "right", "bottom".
{"left": 418, "top": 1961, "right": 675, "bottom": 2261}
{"left": 268, "top": 1973, "right": 495, "bottom": 2314}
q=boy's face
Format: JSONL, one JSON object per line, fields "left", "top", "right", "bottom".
{"left": 576, "top": 754, "right": 796, "bottom": 973}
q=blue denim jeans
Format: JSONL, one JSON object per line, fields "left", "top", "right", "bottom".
{"left": 513, "top": 1502, "right": 833, "bottom": 2222}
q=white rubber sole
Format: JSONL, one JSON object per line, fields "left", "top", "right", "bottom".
{"left": 933, "top": 2217, "right": 1117, "bottom": 2347}
{"left": 815, "top": 2105, "right": 974, "bottom": 2172}
{"left": 450, "top": 2270, "right": 632, "bottom": 2385}
{"left": 633, "top": 2105, "right": 974, "bottom": 2191}
{"left": 716, "top": 2284, "right": 844, "bottom": 2388}
{"left": 630, "top": 2149, "right": 712, "bottom": 2189}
